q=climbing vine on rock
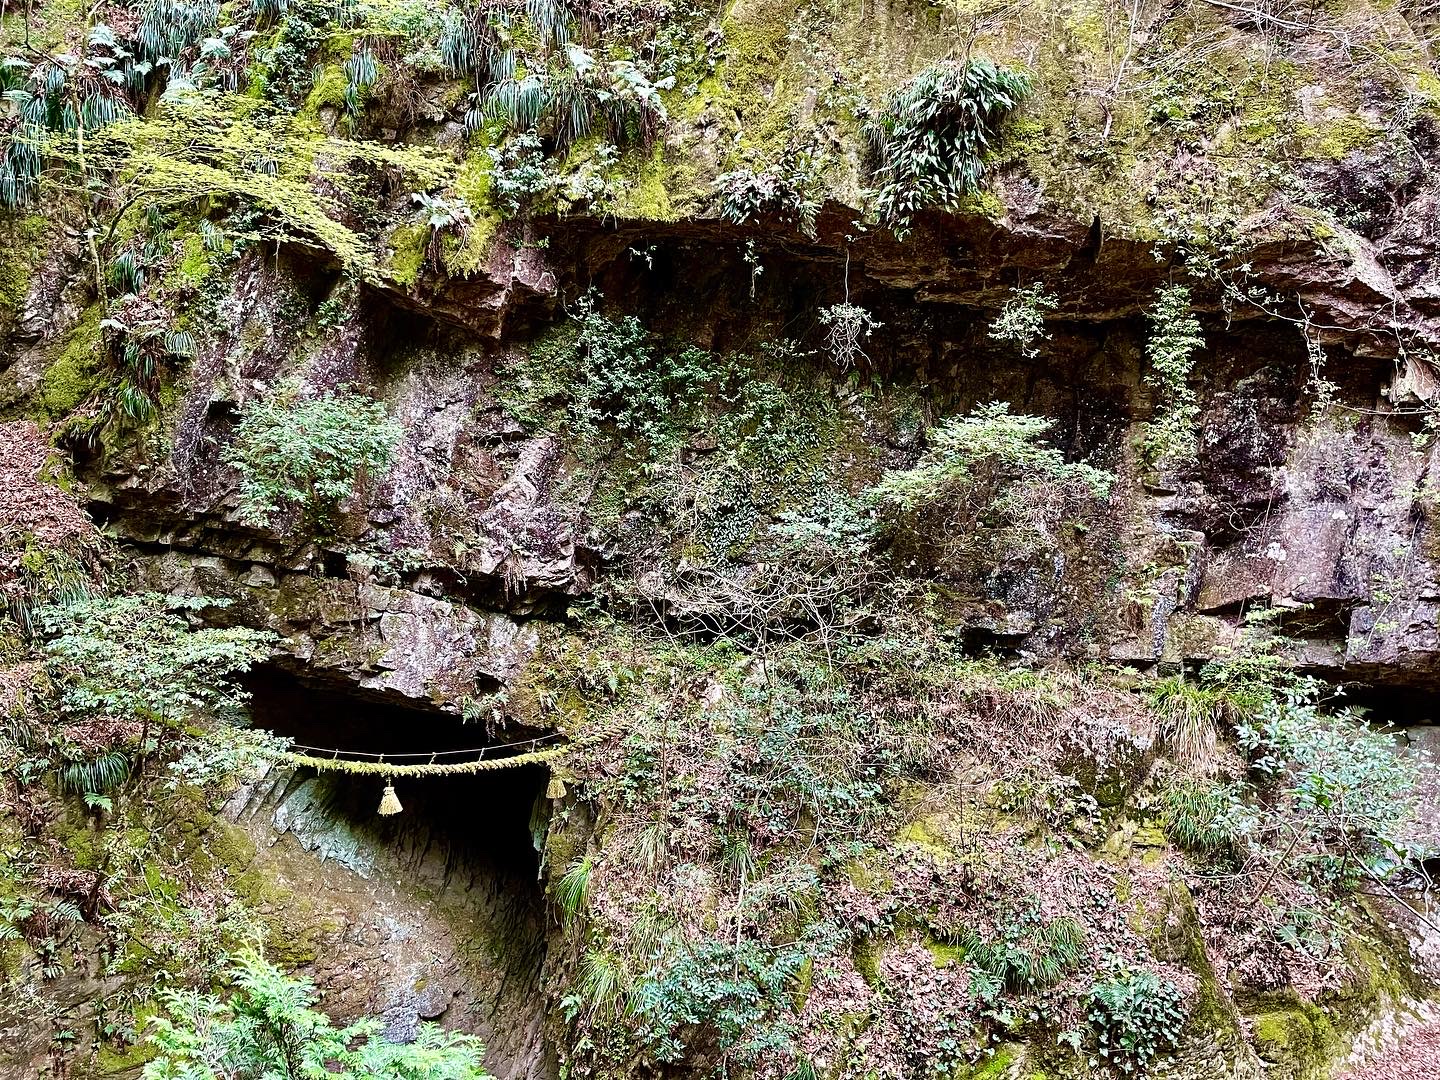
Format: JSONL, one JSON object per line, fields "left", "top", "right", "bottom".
{"left": 1142, "top": 284, "right": 1205, "bottom": 471}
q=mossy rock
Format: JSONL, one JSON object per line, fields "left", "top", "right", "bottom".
{"left": 955, "top": 1045, "right": 1019, "bottom": 1079}
{"left": 384, "top": 222, "right": 428, "bottom": 288}
{"left": 92, "top": 1020, "right": 158, "bottom": 1077}
{"left": 38, "top": 305, "right": 106, "bottom": 420}
{"left": 851, "top": 934, "right": 883, "bottom": 988}
{"left": 1249, "top": 1002, "right": 1334, "bottom": 1079}
{"left": 0, "top": 214, "right": 47, "bottom": 331}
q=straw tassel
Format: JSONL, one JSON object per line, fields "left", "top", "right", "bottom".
{"left": 377, "top": 782, "right": 403, "bottom": 816}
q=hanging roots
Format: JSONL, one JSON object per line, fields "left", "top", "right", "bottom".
{"left": 819, "top": 302, "right": 882, "bottom": 369}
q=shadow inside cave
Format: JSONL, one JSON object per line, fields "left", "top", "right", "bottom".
{"left": 228, "top": 663, "right": 556, "bottom": 1080}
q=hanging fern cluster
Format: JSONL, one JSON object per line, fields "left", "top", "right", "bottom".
{"left": 0, "top": 50, "right": 132, "bottom": 208}
{"left": 343, "top": 45, "right": 379, "bottom": 116}
{"left": 862, "top": 58, "right": 1031, "bottom": 235}
{"left": 59, "top": 750, "right": 131, "bottom": 797}
{"left": 134, "top": 0, "right": 222, "bottom": 70}
{"left": 441, "top": 0, "right": 670, "bottom": 151}
{"left": 99, "top": 312, "right": 198, "bottom": 430}
{"left": 0, "top": 0, "right": 228, "bottom": 209}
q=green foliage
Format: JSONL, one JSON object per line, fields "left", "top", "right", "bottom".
{"left": 343, "top": 45, "right": 379, "bottom": 116}
{"left": 1141, "top": 285, "right": 1204, "bottom": 469}
{"left": 1236, "top": 694, "right": 1423, "bottom": 875}
{"left": 863, "top": 58, "right": 1031, "bottom": 235}
{"left": 486, "top": 130, "right": 553, "bottom": 216}
{"left": 81, "top": 97, "right": 452, "bottom": 277}
{"left": 0, "top": 41, "right": 133, "bottom": 208}
{"left": 554, "top": 854, "right": 592, "bottom": 931}
{"left": 1083, "top": 966, "right": 1187, "bottom": 1073}
{"left": 632, "top": 939, "right": 806, "bottom": 1067}
{"left": 59, "top": 750, "right": 130, "bottom": 796}
{"left": 1160, "top": 777, "right": 1252, "bottom": 856}
{"left": 870, "top": 403, "right": 1111, "bottom": 572}
{"left": 98, "top": 314, "right": 197, "bottom": 430}
{"left": 37, "top": 594, "right": 273, "bottom": 731}
{"left": 715, "top": 150, "right": 821, "bottom": 237}
{"left": 141, "top": 950, "right": 494, "bottom": 1079}
{"left": 441, "top": 2, "right": 671, "bottom": 153}
{"left": 987, "top": 283, "right": 1058, "bottom": 359}
{"left": 575, "top": 948, "right": 627, "bottom": 1017}
{"left": 506, "top": 294, "right": 716, "bottom": 452}
{"left": 956, "top": 910, "right": 1085, "bottom": 993}
{"left": 874, "top": 403, "right": 1111, "bottom": 513}
{"left": 1149, "top": 675, "right": 1227, "bottom": 767}
{"left": 223, "top": 380, "right": 401, "bottom": 529}
{"left": 6, "top": 545, "right": 95, "bottom": 635}
{"left": 713, "top": 674, "right": 885, "bottom": 837}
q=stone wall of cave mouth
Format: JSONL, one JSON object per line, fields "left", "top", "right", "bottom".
{"left": 221, "top": 663, "right": 557, "bottom": 1080}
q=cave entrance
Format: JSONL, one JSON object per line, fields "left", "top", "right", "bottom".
{"left": 237, "top": 664, "right": 556, "bottom": 1077}
{"left": 242, "top": 664, "right": 550, "bottom": 875}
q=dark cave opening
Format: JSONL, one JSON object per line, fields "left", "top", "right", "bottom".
{"left": 242, "top": 663, "right": 549, "bottom": 877}
{"left": 236, "top": 663, "right": 557, "bottom": 1077}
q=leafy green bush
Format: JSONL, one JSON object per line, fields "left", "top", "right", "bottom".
{"left": 863, "top": 58, "right": 1031, "bottom": 234}
{"left": 142, "top": 950, "right": 494, "bottom": 1079}
{"left": 224, "top": 381, "right": 401, "bottom": 528}
{"left": 38, "top": 594, "right": 272, "bottom": 734}
{"left": 503, "top": 294, "right": 717, "bottom": 452}
{"left": 31, "top": 594, "right": 273, "bottom": 803}
{"left": 715, "top": 151, "right": 822, "bottom": 237}
{"left": 1083, "top": 967, "right": 1187, "bottom": 1072}
{"left": 1237, "top": 695, "right": 1422, "bottom": 875}
{"left": 632, "top": 939, "right": 805, "bottom": 1067}
{"left": 873, "top": 403, "right": 1111, "bottom": 512}
{"left": 988, "top": 283, "right": 1059, "bottom": 359}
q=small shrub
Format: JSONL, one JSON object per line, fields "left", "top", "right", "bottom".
{"left": 1084, "top": 967, "right": 1187, "bottom": 1072}
{"left": 874, "top": 403, "right": 1111, "bottom": 512}
{"left": 565, "top": 294, "right": 715, "bottom": 449}
{"left": 870, "top": 403, "right": 1112, "bottom": 569}
{"left": 224, "top": 380, "right": 401, "bottom": 529}
{"left": 988, "top": 283, "right": 1058, "bottom": 359}
{"left": 1237, "top": 696, "right": 1422, "bottom": 873}
{"left": 38, "top": 594, "right": 272, "bottom": 731}
{"left": 863, "top": 58, "right": 1031, "bottom": 235}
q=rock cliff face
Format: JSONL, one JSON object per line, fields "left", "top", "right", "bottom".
{"left": 2, "top": 0, "right": 1440, "bottom": 1077}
